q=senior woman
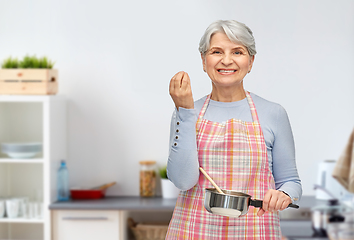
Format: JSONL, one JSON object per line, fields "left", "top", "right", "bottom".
{"left": 165, "top": 20, "right": 302, "bottom": 239}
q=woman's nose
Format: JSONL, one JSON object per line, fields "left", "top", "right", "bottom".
{"left": 221, "top": 53, "right": 233, "bottom": 65}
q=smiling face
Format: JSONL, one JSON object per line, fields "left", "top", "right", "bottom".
{"left": 202, "top": 32, "right": 255, "bottom": 96}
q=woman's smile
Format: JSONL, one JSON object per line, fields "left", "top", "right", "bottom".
{"left": 217, "top": 69, "right": 237, "bottom": 74}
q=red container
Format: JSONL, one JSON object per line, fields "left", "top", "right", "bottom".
{"left": 70, "top": 189, "right": 106, "bottom": 200}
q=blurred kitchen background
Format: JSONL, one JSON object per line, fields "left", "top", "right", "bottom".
{"left": 0, "top": 0, "right": 354, "bottom": 239}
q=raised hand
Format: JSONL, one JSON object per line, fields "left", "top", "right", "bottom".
{"left": 169, "top": 71, "right": 194, "bottom": 110}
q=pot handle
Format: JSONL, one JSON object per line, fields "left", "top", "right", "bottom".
{"left": 249, "top": 199, "right": 263, "bottom": 208}
{"left": 288, "top": 203, "right": 299, "bottom": 209}
{"left": 249, "top": 199, "right": 299, "bottom": 209}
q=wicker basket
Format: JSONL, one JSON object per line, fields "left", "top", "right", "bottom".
{"left": 128, "top": 218, "right": 169, "bottom": 240}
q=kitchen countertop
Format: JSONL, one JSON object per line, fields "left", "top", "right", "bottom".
{"left": 49, "top": 195, "right": 330, "bottom": 239}
{"left": 49, "top": 195, "right": 321, "bottom": 211}
{"left": 49, "top": 196, "right": 178, "bottom": 211}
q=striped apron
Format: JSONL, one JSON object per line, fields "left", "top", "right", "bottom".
{"left": 166, "top": 92, "right": 282, "bottom": 239}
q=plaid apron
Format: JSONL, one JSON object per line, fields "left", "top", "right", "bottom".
{"left": 166, "top": 92, "right": 282, "bottom": 239}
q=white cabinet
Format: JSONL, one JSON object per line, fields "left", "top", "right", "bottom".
{"left": 51, "top": 209, "right": 172, "bottom": 240}
{"left": 0, "top": 95, "right": 66, "bottom": 240}
{"left": 52, "top": 210, "right": 122, "bottom": 240}
{"left": 49, "top": 197, "right": 176, "bottom": 240}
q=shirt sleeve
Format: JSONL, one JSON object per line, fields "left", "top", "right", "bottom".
{"left": 167, "top": 107, "right": 200, "bottom": 191}
{"left": 272, "top": 105, "right": 302, "bottom": 204}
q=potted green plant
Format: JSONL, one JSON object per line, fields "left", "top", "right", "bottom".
{"left": 0, "top": 55, "right": 58, "bottom": 95}
{"left": 159, "top": 166, "right": 180, "bottom": 199}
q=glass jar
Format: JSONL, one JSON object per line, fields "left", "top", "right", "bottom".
{"left": 139, "top": 160, "right": 156, "bottom": 197}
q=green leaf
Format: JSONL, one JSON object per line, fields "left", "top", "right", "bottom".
{"left": 32, "top": 56, "right": 40, "bottom": 68}
{"left": 1, "top": 57, "right": 19, "bottom": 68}
{"left": 2, "top": 55, "right": 55, "bottom": 69}
{"left": 39, "top": 57, "right": 48, "bottom": 68}
{"left": 2, "top": 54, "right": 54, "bottom": 69}
{"left": 159, "top": 166, "right": 168, "bottom": 179}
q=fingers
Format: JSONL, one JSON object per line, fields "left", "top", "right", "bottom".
{"left": 170, "top": 71, "right": 186, "bottom": 94}
{"left": 181, "top": 72, "right": 191, "bottom": 91}
{"left": 169, "top": 71, "right": 194, "bottom": 110}
{"left": 259, "top": 189, "right": 292, "bottom": 217}
{"left": 170, "top": 71, "right": 180, "bottom": 92}
{"left": 257, "top": 208, "right": 265, "bottom": 217}
{"left": 174, "top": 71, "right": 185, "bottom": 89}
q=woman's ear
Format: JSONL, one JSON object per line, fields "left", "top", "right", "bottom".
{"left": 201, "top": 53, "right": 206, "bottom": 72}
{"left": 248, "top": 55, "right": 255, "bottom": 73}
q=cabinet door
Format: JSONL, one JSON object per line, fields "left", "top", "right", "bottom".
{"left": 52, "top": 210, "right": 120, "bottom": 240}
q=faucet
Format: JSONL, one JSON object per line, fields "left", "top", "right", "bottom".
{"left": 314, "top": 184, "right": 338, "bottom": 202}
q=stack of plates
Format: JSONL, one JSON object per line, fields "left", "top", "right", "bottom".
{"left": 1, "top": 142, "right": 42, "bottom": 159}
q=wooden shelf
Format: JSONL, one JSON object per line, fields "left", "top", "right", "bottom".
{"left": 0, "top": 95, "right": 64, "bottom": 102}
{"left": 0, "top": 158, "right": 44, "bottom": 164}
{"left": 0, "top": 218, "right": 44, "bottom": 224}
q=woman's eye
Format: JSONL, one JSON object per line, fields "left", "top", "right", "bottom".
{"left": 234, "top": 51, "right": 242, "bottom": 55}
{"left": 211, "top": 51, "right": 221, "bottom": 54}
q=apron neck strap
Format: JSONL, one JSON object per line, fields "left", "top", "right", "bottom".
{"left": 197, "top": 91, "right": 260, "bottom": 123}
{"left": 245, "top": 91, "right": 260, "bottom": 123}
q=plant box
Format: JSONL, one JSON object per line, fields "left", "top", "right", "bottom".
{"left": 0, "top": 69, "right": 58, "bottom": 95}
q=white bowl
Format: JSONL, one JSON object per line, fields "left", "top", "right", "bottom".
{"left": 1, "top": 142, "right": 42, "bottom": 159}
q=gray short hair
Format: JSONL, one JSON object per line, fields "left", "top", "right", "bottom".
{"left": 199, "top": 20, "right": 257, "bottom": 57}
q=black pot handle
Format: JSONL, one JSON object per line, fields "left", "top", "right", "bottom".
{"left": 288, "top": 203, "right": 299, "bottom": 209}
{"left": 249, "top": 199, "right": 299, "bottom": 209}
{"left": 249, "top": 199, "right": 263, "bottom": 208}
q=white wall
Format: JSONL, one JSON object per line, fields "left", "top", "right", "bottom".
{"left": 0, "top": 0, "right": 353, "bottom": 196}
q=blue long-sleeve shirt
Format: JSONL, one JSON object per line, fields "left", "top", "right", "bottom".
{"left": 167, "top": 92, "right": 302, "bottom": 203}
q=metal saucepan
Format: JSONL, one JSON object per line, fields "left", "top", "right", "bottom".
{"left": 199, "top": 167, "right": 299, "bottom": 218}
{"left": 204, "top": 188, "right": 299, "bottom": 218}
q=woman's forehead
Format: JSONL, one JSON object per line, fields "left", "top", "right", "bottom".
{"left": 209, "top": 32, "right": 246, "bottom": 50}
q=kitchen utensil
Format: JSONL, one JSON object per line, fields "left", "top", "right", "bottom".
{"left": 205, "top": 188, "right": 299, "bottom": 218}
{"left": 0, "top": 199, "right": 5, "bottom": 218}
{"left": 27, "top": 201, "right": 43, "bottom": 219}
{"left": 1, "top": 142, "right": 42, "bottom": 158}
{"left": 6, "top": 198, "right": 20, "bottom": 218}
{"left": 199, "top": 167, "right": 223, "bottom": 194}
{"left": 91, "top": 181, "right": 116, "bottom": 190}
{"left": 16, "top": 197, "right": 28, "bottom": 217}
{"left": 36, "top": 202, "right": 43, "bottom": 219}
{"left": 28, "top": 202, "right": 35, "bottom": 219}
{"left": 70, "top": 182, "right": 116, "bottom": 200}
{"left": 70, "top": 188, "right": 105, "bottom": 199}
{"left": 199, "top": 168, "right": 299, "bottom": 218}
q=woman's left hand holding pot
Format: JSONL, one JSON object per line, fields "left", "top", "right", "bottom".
{"left": 257, "top": 189, "right": 292, "bottom": 217}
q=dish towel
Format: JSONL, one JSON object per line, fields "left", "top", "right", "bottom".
{"left": 332, "top": 127, "right": 354, "bottom": 193}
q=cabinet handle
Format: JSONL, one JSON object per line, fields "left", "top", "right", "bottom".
{"left": 62, "top": 217, "right": 109, "bottom": 221}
